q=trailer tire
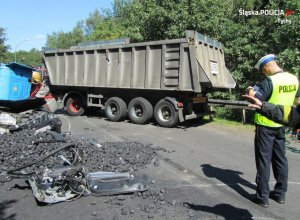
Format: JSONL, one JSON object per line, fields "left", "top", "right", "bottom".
{"left": 105, "top": 97, "right": 127, "bottom": 122}
{"left": 66, "top": 96, "right": 85, "bottom": 116}
{"left": 128, "top": 97, "right": 153, "bottom": 124}
{"left": 154, "top": 99, "right": 179, "bottom": 127}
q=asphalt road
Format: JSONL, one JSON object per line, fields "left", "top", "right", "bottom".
{"left": 1, "top": 113, "right": 300, "bottom": 220}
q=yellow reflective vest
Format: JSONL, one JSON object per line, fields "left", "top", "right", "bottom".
{"left": 254, "top": 72, "right": 299, "bottom": 127}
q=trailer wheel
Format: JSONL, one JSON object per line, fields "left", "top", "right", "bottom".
{"left": 154, "top": 99, "right": 179, "bottom": 127}
{"left": 105, "top": 97, "right": 127, "bottom": 122}
{"left": 66, "top": 96, "right": 85, "bottom": 116}
{"left": 128, "top": 97, "right": 153, "bottom": 124}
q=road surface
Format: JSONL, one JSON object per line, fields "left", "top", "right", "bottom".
{"left": 1, "top": 113, "right": 300, "bottom": 220}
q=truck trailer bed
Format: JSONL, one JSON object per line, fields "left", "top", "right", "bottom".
{"left": 43, "top": 31, "right": 235, "bottom": 94}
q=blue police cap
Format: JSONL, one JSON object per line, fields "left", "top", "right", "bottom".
{"left": 254, "top": 54, "right": 276, "bottom": 70}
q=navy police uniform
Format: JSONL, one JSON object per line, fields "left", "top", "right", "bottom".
{"left": 253, "top": 54, "right": 300, "bottom": 206}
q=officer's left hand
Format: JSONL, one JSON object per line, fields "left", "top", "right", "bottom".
{"left": 243, "top": 95, "right": 262, "bottom": 110}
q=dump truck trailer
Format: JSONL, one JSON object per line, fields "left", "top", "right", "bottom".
{"left": 43, "top": 30, "right": 236, "bottom": 127}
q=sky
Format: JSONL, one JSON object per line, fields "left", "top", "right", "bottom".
{"left": 0, "top": 0, "right": 114, "bottom": 51}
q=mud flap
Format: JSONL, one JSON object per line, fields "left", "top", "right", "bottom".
{"left": 87, "top": 172, "right": 148, "bottom": 196}
{"left": 178, "top": 108, "right": 184, "bottom": 122}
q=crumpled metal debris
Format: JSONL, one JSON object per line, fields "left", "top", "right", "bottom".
{"left": 88, "top": 172, "right": 148, "bottom": 196}
{"left": 1, "top": 111, "right": 153, "bottom": 204}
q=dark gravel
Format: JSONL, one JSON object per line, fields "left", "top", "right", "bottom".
{"left": 0, "top": 130, "right": 65, "bottom": 179}
{"left": 79, "top": 140, "right": 163, "bottom": 173}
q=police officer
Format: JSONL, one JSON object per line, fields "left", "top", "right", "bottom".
{"left": 247, "top": 54, "right": 300, "bottom": 208}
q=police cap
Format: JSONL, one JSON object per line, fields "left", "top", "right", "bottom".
{"left": 254, "top": 54, "right": 276, "bottom": 70}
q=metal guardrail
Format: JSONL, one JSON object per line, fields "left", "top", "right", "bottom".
{"left": 208, "top": 99, "right": 254, "bottom": 124}
{"left": 208, "top": 99, "right": 253, "bottom": 110}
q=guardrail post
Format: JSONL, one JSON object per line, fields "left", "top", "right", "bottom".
{"left": 209, "top": 106, "right": 214, "bottom": 121}
{"left": 242, "top": 109, "right": 246, "bottom": 124}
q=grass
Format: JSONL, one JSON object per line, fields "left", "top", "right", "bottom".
{"left": 203, "top": 116, "right": 255, "bottom": 131}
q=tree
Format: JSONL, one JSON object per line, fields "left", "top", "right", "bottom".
{"left": 77, "top": 9, "right": 103, "bottom": 36}
{"left": 46, "top": 9, "right": 125, "bottom": 48}
{"left": 0, "top": 27, "right": 10, "bottom": 62}
{"left": 87, "top": 17, "right": 125, "bottom": 41}
{"left": 46, "top": 27, "right": 85, "bottom": 49}
{"left": 15, "top": 49, "right": 43, "bottom": 67}
{"left": 267, "top": 0, "right": 300, "bottom": 77}
{"left": 77, "top": 9, "right": 125, "bottom": 41}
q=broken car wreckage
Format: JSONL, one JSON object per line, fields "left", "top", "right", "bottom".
{"left": 8, "top": 144, "right": 148, "bottom": 204}
{"left": 1, "top": 111, "right": 149, "bottom": 204}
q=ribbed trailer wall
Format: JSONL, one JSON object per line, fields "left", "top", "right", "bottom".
{"left": 43, "top": 31, "right": 235, "bottom": 94}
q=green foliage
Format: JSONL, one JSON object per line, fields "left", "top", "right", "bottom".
{"left": 46, "top": 9, "right": 126, "bottom": 48}
{"left": 214, "top": 107, "right": 243, "bottom": 122}
{"left": 87, "top": 17, "right": 125, "bottom": 41}
{"left": 46, "top": 27, "right": 85, "bottom": 49}
{"left": 0, "top": 27, "right": 10, "bottom": 61}
{"left": 213, "top": 107, "right": 256, "bottom": 124}
{"left": 1, "top": 49, "right": 42, "bottom": 67}
{"left": 0, "top": 26, "right": 42, "bottom": 66}
{"left": 14, "top": 49, "right": 43, "bottom": 67}
{"left": 114, "top": 0, "right": 189, "bottom": 42}
{"left": 77, "top": 9, "right": 103, "bottom": 36}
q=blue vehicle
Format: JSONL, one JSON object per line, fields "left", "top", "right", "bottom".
{"left": 0, "top": 62, "right": 46, "bottom": 110}
{"left": 0, "top": 62, "right": 33, "bottom": 101}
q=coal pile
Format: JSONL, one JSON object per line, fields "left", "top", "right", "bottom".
{"left": 0, "top": 112, "right": 163, "bottom": 183}
{"left": 0, "top": 130, "right": 69, "bottom": 182}
{"left": 79, "top": 140, "right": 162, "bottom": 173}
